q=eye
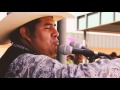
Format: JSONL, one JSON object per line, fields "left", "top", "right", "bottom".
{"left": 45, "top": 28, "right": 50, "bottom": 29}
{"left": 45, "top": 25, "right": 51, "bottom": 29}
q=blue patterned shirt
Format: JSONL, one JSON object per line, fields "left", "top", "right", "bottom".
{"left": 5, "top": 53, "right": 120, "bottom": 78}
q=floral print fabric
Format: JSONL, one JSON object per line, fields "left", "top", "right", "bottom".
{"left": 5, "top": 53, "right": 120, "bottom": 78}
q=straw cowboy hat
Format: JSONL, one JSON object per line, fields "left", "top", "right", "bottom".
{"left": 0, "top": 12, "right": 74, "bottom": 45}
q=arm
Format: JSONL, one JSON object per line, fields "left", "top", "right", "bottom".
{"left": 5, "top": 53, "right": 120, "bottom": 78}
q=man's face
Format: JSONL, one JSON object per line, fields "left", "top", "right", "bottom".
{"left": 29, "top": 16, "right": 59, "bottom": 58}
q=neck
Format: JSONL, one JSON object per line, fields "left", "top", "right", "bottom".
{"left": 13, "top": 39, "right": 37, "bottom": 54}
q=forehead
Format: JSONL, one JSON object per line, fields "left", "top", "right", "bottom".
{"left": 37, "top": 16, "right": 56, "bottom": 26}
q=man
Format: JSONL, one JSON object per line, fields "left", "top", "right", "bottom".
{"left": 74, "top": 54, "right": 84, "bottom": 64}
{"left": 66, "top": 55, "right": 74, "bottom": 64}
{"left": 110, "top": 52, "right": 118, "bottom": 59}
{"left": 0, "top": 12, "right": 120, "bottom": 78}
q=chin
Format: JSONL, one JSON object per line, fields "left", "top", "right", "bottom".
{"left": 51, "top": 53, "right": 57, "bottom": 59}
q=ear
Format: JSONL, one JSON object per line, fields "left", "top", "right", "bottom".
{"left": 19, "top": 27, "right": 31, "bottom": 42}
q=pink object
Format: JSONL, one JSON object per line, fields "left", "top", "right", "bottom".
{"left": 66, "top": 37, "right": 77, "bottom": 45}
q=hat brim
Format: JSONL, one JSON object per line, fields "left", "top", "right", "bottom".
{"left": 0, "top": 12, "right": 74, "bottom": 44}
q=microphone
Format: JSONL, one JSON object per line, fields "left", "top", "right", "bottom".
{"left": 69, "top": 41, "right": 112, "bottom": 60}
{"left": 59, "top": 44, "right": 112, "bottom": 60}
{"left": 70, "top": 41, "right": 89, "bottom": 50}
{"left": 59, "top": 44, "right": 95, "bottom": 57}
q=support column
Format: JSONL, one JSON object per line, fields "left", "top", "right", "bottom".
{"left": 83, "top": 31, "right": 88, "bottom": 63}
{"left": 57, "top": 19, "right": 67, "bottom": 64}
{"left": 83, "top": 31, "right": 87, "bottom": 47}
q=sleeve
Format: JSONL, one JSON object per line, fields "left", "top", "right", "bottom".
{"left": 5, "top": 53, "right": 120, "bottom": 78}
{"left": 52, "top": 58, "right": 120, "bottom": 78}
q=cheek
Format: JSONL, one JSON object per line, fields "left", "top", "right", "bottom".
{"left": 32, "top": 29, "right": 53, "bottom": 47}
{"left": 35, "top": 32, "right": 51, "bottom": 45}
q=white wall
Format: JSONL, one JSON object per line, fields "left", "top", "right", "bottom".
{"left": 0, "top": 12, "right": 7, "bottom": 21}
{"left": 66, "top": 12, "right": 91, "bottom": 32}
{"left": 0, "top": 12, "right": 9, "bottom": 58}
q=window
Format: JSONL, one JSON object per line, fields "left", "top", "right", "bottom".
{"left": 77, "top": 15, "right": 86, "bottom": 30}
{"left": 115, "top": 12, "right": 120, "bottom": 21}
{"left": 101, "top": 12, "right": 114, "bottom": 24}
{"left": 88, "top": 12, "right": 99, "bottom": 28}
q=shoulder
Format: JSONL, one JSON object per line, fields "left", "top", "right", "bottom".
{"left": 6, "top": 53, "right": 62, "bottom": 78}
{"left": 13, "top": 53, "right": 60, "bottom": 66}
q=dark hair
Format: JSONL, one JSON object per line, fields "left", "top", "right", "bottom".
{"left": 9, "top": 18, "right": 41, "bottom": 43}
{"left": 110, "top": 52, "right": 117, "bottom": 57}
{"left": 67, "top": 55, "right": 75, "bottom": 60}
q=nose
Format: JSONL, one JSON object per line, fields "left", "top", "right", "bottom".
{"left": 51, "top": 28, "right": 59, "bottom": 38}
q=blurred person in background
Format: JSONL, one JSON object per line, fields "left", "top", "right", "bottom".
{"left": 74, "top": 54, "right": 84, "bottom": 64}
{"left": 66, "top": 54, "right": 74, "bottom": 64}
{"left": 110, "top": 52, "right": 118, "bottom": 59}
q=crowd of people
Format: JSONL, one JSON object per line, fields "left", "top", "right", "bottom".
{"left": 66, "top": 52, "right": 120, "bottom": 65}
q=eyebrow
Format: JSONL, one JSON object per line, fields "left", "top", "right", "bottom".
{"left": 44, "top": 23, "right": 56, "bottom": 26}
